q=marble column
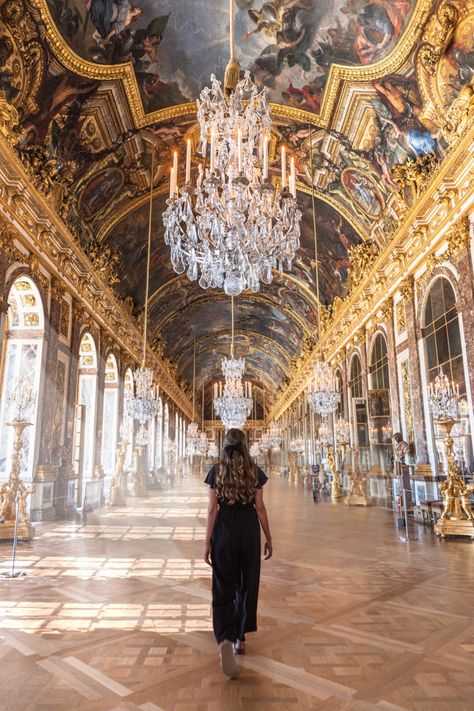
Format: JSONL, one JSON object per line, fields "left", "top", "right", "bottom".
{"left": 401, "top": 277, "right": 430, "bottom": 470}
{"left": 383, "top": 299, "right": 402, "bottom": 434}
{"left": 93, "top": 332, "right": 107, "bottom": 476}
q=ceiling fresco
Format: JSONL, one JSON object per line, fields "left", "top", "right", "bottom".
{"left": 48, "top": 0, "right": 417, "bottom": 114}
{"left": 2, "top": 0, "right": 474, "bottom": 400}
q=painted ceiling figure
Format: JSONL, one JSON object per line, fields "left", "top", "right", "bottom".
{"left": 354, "top": 0, "right": 410, "bottom": 65}
{"left": 90, "top": 0, "right": 143, "bottom": 47}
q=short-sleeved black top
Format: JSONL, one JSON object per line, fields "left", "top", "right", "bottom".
{"left": 205, "top": 464, "right": 268, "bottom": 507}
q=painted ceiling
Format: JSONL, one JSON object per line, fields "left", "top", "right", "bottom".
{"left": 2, "top": 0, "right": 474, "bottom": 405}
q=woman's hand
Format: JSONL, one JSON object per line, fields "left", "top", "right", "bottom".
{"left": 264, "top": 539, "right": 273, "bottom": 560}
{"left": 204, "top": 543, "right": 212, "bottom": 566}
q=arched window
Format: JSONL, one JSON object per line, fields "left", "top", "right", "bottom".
{"left": 423, "top": 277, "right": 470, "bottom": 468}
{"left": 155, "top": 397, "right": 163, "bottom": 469}
{"left": 123, "top": 367, "right": 134, "bottom": 467}
{"left": 335, "top": 369, "right": 344, "bottom": 417}
{"left": 350, "top": 354, "right": 363, "bottom": 399}
{"left": 369, "top": 333, "right": 389, "bottom": 390}
{"left": 0, "top": 276, "right": 44, "bottom": 479}
{"left": 101, "top": 354, "right": 119, "bottom": 477}
{"left": 423, "top": 277, "right": 464, "bottom": 391}
{"left": 164, "top": 402, "right": 169, "bottom": 466}
{"left": 75, "top": 333, "right": 98, "bottom": 489}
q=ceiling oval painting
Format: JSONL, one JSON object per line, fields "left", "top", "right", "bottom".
{"left": 48, "top": 0, "right": 418, "bottom": 114}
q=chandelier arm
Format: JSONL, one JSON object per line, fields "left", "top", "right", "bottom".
{"left": 309, "top": 123, "right": 321, "bottom": 339}
{"left": 142, "top": 148, "right": 155, "bottom": 367}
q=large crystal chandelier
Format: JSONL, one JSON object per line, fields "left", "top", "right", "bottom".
{"left": 308, "top": 361, "right": 340, "bottom": 416}
{"left": 126, "top": 151, "right": 159, "bottom": 442}
{"left": 428, "top": 367, "right": 460, "bottom": 422}
{"left": 214, "top": 357, "right": 253, "bottom": 430}
{"left": 335, "top": 417, "right": 351, "bottom": 446}
{"left": 162, "top": 1, "right": 301, "bottom": 297}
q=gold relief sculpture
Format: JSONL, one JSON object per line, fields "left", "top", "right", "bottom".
{"left": 417, "top": 2, "right": 458, "bottom": 76}
{"left": 396, "top": 300, "right": 406, "bottom": 333}
{"left": 434, "top": 419, "right": 474, "bottom": 539}
{"left": 442, "top": 86, "right": 474, "bottom": 145}
{"left": 345, "top": 449, "right": 371, "bottom": 506}
{"left": 400, "top": 360, "right": 414, "bottom": 440}
{"left": 445, "top": 216, "right": 471, "bottom": 258}
{"left": 392, "top": 153, "right": 439, "bottom": 208}
{"left": 23, "top": 312, "right": 39, "bottom": 326}
{"left": 400, "top": 276, "right": 414, "bottom": 301}
{"left": 0, "top": 90, "right": 19, "bottom": 143}
{"left": 347, "top": 240, "right": 380, "bottom": 291}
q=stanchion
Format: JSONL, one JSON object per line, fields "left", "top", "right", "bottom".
{"left": 399, "top": 487, "right": 418, "bottom": 543}
{"left": 1, "top": 493, "right": 27, "bottom": 579}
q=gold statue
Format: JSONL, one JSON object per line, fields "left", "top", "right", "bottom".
{"left": 434, "top": 422, "right": 474, "bottom": 539}
{"left": 345, "top": 448, "right": 371, "bottom": 506}
{"left": 327, "top": 449, "right": 343, "bottom": 500}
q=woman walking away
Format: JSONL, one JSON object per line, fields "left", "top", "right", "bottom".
{"left": 204, "top": 428, "right": 273, "bottom": 678}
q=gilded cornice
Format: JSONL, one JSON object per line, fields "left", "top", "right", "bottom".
{"left": 268, "top": 117, "right": 474, "bottom": 421}
{"left": 0, "top": 135, "right": 194, "bottom": 420}
{"left": 32, "top": 0, "right": 432, "bottom": 130}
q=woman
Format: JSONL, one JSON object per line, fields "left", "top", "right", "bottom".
{"left": 204, "top": 428, "right": 272, "bottom": 678}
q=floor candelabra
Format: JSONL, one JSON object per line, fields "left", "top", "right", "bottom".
{"left": 0, "top": 421, "right": 35, "bottom": 540}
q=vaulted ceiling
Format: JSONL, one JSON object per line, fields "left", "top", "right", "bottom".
{"left": 3, "top": 0, "right": 473, "bottom": 412}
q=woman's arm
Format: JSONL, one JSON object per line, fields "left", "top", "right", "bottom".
{"left": 255, "top": 488, "right": 273, "bottom": 559}
{"left": 204, "top": 487, "right": 218, "bottom": 566}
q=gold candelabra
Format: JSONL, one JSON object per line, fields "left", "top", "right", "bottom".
{"left": 434, "top": 419, "right": 474, "bottom": 539}
{"left": 0, "top": 421, "right": 36, "bottom": 540}
{"left": 345, "top": 448, "right": 371, "bottom": 507}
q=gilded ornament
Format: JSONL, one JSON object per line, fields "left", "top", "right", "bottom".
{"left": 399, "top": 276, "right": 414, "bottom": 301}
{"left": 445, "top": 216, "right": 470, "bottom": 259}
{"left": 392, "top": 153, "right": 439, "bottom": 207}
{"left": 442, "top": 86, "right": 474, "bottom": 144}
{"left": 417, "top": 2, "right": 458, "bottom": 76}
{"left": 0, "top": 90, "right": 19, "bottom": 143}
{"left": 348, "top": 240, "right": 380, "bottom": 290}
{"left": 396, "top": 300, "right": 406, "bottom": 333}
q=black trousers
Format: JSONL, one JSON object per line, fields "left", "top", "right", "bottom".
{"left": 211, "top": 504, "right": 261, "bottom": 643}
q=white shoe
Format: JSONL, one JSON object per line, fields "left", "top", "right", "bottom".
{"left": 219, "top": 640, "right": 239, "bottom": 678}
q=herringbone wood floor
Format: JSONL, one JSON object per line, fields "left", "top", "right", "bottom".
{"left": 1, "top": 468, "right": 474, "bottom": 711}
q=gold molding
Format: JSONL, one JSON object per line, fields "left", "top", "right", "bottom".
{"left": 32, "top": 0, "right": 433, "bottom": 130}
{"left": 268, "top": 117, "right": 474, "bottom": 420}
{"left": 0, "top": 135, "right": 194, "bottom": 420}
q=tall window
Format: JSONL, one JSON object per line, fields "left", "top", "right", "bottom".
{"left": 164, "top": 403, "right": 169, "bottom": 466}
{"left": 155, "top": 397, "right": 163, "bottom": 468}
{"left": 350, "top": 354, "right": 363, "bottom": 399}
{"left": 0, "top": 277, "right": 44, "bottom": 479}
{"left": 369, "top": 333, "right": 389, "bottom": 390}
{"left": 101, "top": 354, "right": 119, "bottom": 476}
{"left": 423, "top": 277, "right": 464, "bottom": 391}
{"left": 123, "top": 368, "right": 134, "bottom": 468}
{"left": 76, "top": 333, "right": 98, "bottom": 479}
{"left": 423, "top": 277, "right": 470, "bottom": 468}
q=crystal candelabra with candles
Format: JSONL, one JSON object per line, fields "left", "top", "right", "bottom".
{"left": 319, "top": 421, "right": 333, "bottom": 449}
{"left": 0, "top": 378, "right": 37, "bottom": 540}
{"left": 268, "top": 421, "right": 282, "bottom": 448}
{"left": 208, "top": 441, "right": 219, "bottom": 459}
{"left": 163, "top": 68, "right": 302, "bottom": 296}
{"left": 213, "top": 358, "right": 253, "bottom": 430}
{"left": 187, "top": 421, "right": 201, "bottom": 455}
{"left": 308, "top": 361, "right": 340, "bottom": 416}
{"left": 335, "top": 416, "right": 350, "bottom": 470}
{"left": 249, "top": 441, "right": 261, "bottom": 458}
{"left": 427, "top": 368, "right": 474, "bottom": 538}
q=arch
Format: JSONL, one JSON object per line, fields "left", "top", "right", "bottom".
{"left": 101, "top": 353, "right": 120, "bottom": 478}
{"left": 0, "top": 276, "right": 45, "bottom": 480}
{"left": 74, "top": 332, "right": 99, "bottom": 499}
{"left": 369, "top": 332, "right": 389, "bottom": 391}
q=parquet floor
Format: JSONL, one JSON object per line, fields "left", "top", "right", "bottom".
{"left": 1, "top": 469, "right": 474, "bottom": 711}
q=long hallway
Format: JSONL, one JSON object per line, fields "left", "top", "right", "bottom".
{"left": 1, "top": 471, "right": 474, "bottom": 711}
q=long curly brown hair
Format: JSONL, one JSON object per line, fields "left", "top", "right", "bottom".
{"left": 215, "top": 428, "right": 258, "bottom": 504}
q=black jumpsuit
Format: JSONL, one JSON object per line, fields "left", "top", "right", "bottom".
{"left": 205, "top": 465, "right": 268, "bottom": 644}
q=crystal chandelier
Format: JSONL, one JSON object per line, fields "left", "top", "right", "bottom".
{"left": 288, "top": 437, "right": 304, "bottom": 453}
{"left": 214, "top": 359, "right": 253, "bottom": 429}
{"left": 213, "top": 297, "right": 253, "bottom": 429}
{"left": 335, "top": 417, "right": 351, "bottom": 446}
{"left": 162, "top": 1, "right": 301, "bottom": 297}
{"left": 268, "top": 421, "right": 282, "bottom": 448}
{"left": 208, "top": 441, "right": 219, "bottom": 458}
{"left": 127, "top": 150, "right": 159, "bottom": 432}
{"left": 259, "top": 431, "right": 271, "bottom": 450}
{"left": 308, "top": 361, "right": 340, "bottom": 416}
{"left": 319, "top": 421, "right": 333, "bottom": 448}
{"left": 187, "top": 421, "right": 201, "bottom": 455}
{"left": 428, "top": 367, "right": 460, "bottom": 422}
